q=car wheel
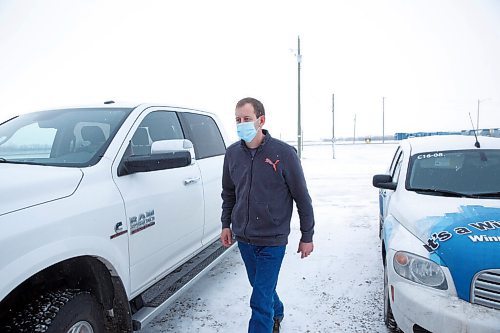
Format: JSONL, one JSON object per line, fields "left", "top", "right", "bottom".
{"left": 384, "top": 261, "right": 400, "bottom": 332}
{"left": 5, "top": 289, "right": 105, "bottom": 333}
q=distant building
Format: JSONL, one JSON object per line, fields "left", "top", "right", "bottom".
{"left": 395, "top": 128, "right": 500, "bottom": 140}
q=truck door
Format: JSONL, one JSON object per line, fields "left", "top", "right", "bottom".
{"left": 179, "top": 112, "right": 226, "bottom": 245}
{"left": 112, "top": 109, "right": 204, "bottom": 294}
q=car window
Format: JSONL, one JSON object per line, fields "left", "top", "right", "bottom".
{"left": 392, "top": 151, "right": 404, "bottom": 183}
{"left": 179, "top": 112, "right": 226, "bottom": 159}
{"left": 126, "top": 111, "right": 184, "bottom": 157}
{"left": 408, "top": 149, "right": 500, "bottom": 195}
{"left": 388, "top": 146, "right": 401, "bottom": 174}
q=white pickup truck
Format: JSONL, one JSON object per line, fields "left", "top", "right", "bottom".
{"left": 0, "top": 103, "right": 234, "bottom": 332}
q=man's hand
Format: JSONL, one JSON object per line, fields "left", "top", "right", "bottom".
{"left": 220, "top": 228, "right": 233, "bottom": 247}
{"left": 297, "top": 241, "right": 314, "bottom": 259}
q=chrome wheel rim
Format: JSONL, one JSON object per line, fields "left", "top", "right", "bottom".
{"left": 67, "top": 321, "right": 94, "bottom": 333}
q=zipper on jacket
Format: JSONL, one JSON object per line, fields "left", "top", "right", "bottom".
{"left": 243, "top": 148, "right": 258, "bottom": 239}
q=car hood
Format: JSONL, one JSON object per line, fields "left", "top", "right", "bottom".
{"left": 395, "top": 193, "right": 500, "bottom": 302}
{"left": 0, "top": 164, "right": 83, "bottom": 216}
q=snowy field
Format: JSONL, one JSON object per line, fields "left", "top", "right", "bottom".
{"left": 144, "top": 142, "right": 399, "bottom": 333}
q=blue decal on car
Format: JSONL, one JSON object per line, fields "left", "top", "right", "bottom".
{"left": 418, "top": 205, "right": 500, "bottom": 302}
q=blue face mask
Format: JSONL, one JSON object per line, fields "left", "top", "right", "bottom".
{"left": 237, "top": 120, "right": 258, "bottom": 142}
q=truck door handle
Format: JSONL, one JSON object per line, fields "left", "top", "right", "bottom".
{"left": 184, "top": 177, "right": 201, "bottom": 185}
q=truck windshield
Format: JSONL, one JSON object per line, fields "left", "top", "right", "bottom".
{"left": 0, "top": 108, "right": 132, "bottom": 167}
{"left": 407, "top": 149, "right": 500, "bottom": 198}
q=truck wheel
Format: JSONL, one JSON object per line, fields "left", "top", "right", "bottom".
{"left": 7, "top": 289, "right": 105, "bottom": 333}
{"left": 384, "top": 262, "right": 400, "bottom": 332}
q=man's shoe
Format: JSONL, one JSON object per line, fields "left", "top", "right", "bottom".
{"left": 273, "top": 317, "right": 282, "bottom": 333}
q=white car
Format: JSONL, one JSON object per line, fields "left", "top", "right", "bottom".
{"left": 373, "top": 135, "right": 500, "bottom": 333}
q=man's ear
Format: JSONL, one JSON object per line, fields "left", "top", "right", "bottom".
{"left": 259, "top": 115, "right": 266, "bottom": 128}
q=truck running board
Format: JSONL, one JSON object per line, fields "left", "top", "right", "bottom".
{"left": 131, "top": 240, "right": 234, "bottom": 331}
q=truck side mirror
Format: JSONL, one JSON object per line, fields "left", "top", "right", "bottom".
{"left": 151, "top": 139, "right": 195, "bottom": 163}
{"left": 118, "top": 150, "right": 191, "bottom": 176}
{"left": 372, "top": 174, "right": 397, "bottom": 190}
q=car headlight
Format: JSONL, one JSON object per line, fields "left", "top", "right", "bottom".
{"left": 393, "top": 251, "right": 448, "bottom": 290}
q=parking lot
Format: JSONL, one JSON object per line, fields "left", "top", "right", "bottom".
{"left": 144, "top": 142, "right": 397, "bottom": 333}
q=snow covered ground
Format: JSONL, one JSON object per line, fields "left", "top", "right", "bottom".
{"left": 143, "top": 142, "right": 399, "bottom": 333}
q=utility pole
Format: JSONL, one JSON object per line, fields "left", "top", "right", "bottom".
{"left": 382, "top": 97, "right": 385, "bottom": 143}
{"left": 332, "top": 93, "right": 335, "bottom": 159}
{"left": 353, "top": 114, "right": 357, "bottom": 144}
{"left": 297, "top": 36, "right": 302, "bottom": 159}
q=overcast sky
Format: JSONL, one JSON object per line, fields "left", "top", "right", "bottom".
{"left": 1, "top": 0, "right": 499, "bottom": 140}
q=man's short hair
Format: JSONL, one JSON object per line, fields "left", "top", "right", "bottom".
{"left": 236, "top": 97, "right": 265, "bottom": 118}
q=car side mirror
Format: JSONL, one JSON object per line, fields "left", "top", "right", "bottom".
{"left": 372, "top": 174, "right": 397, "bottom": 190}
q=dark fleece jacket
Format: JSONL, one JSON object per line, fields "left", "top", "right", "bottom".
{"left": 221, "top": 130, "right": 315, "bottom": 246}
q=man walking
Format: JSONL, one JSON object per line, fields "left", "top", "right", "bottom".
{"left": 221, "top": 97, "right": 315, "bottom": 333}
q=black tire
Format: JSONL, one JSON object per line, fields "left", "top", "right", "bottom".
{"left": 384, "top": 261, "right": 400, "bottom": 332}
{"left": 5, "top": 289, "right": 105, "bottom": 333}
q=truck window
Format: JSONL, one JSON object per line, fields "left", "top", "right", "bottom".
{"left": 0, "top": 108, "right": 131, "bottom": 167}
{"left": 180, "top": 113, "right": 226, "bottom": 159}
{"left": 1, "top": 123, "right": 56, "bottom": 158}
{"left": 127, "top": 111, "right": 184, "bottom": 156}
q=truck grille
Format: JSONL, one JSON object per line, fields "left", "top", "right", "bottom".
{"left": 471, "top": 269, "right": 500, "bottom": 310}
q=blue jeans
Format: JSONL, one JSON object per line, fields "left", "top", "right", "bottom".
{"left": 238, "top": 241, "right": 286, "bottom": 333}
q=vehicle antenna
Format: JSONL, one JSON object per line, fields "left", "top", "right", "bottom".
{"left": 468, "top": 112, "right": 480, "bottom": 148}
{"left": 104, "top": 100, "right": 115, "bottom": 105}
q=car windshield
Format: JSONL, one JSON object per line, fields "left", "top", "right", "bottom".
{"left": 0, "top": 108, "right": 132, "bottom": 167}
{"left": 407, "top": 149, "right": 500, "bottom": 197}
